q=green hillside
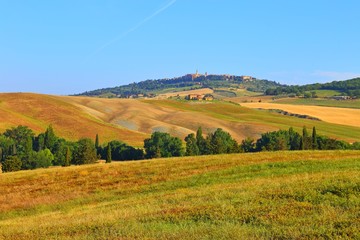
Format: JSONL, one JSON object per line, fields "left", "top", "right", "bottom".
{"left": 0, "top": 151, "right": 359, "bottom": 239}
{"left": 76, "top": 74, "right": 282, "bottom": 98}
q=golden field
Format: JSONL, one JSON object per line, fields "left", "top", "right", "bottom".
{"left": 0, "top": 151, "right": 359, "bottom": 239}
{"left": 241, "top": 102, "right": 360, "bottom": 128}
{"left": 0, "top": 92, "right": 360, "bottom": 147}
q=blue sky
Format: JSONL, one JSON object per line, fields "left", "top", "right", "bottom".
{"left": 1, "top": 0, "right": 359, "bottom": 94}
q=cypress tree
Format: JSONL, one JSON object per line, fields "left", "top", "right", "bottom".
{"left": 25, "top": 136, "right": 33, "bottom": 155}
{"left": 37, "top": 134, "right": 45, "bottom": 151}
{"left": 64, "top": 147, "right": 71, "bottom": 167}
{"left": 196, "top": 127, "right": 207, "bottom": 155}
{"left": 302, "top": 126, "right": 308, "bottom": 150}
{"left": 95, "top": 134, "right": 99, "bottom": 149}
{"left": 106, "top": 143, "right": 112, "bottom": 163}
{"left": 312, "top": 126, "right": 318, "bottom": 150}
{"left": 11, "top": 144, "right": 17, "bottom": 156}
{"left": 44, "top": 125, "right": 56, "bottom": 150}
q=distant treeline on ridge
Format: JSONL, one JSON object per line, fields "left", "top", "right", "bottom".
{"left": 75, "top": 74, "right": 281, "bottom": 98}
{"left": 265, "top": 78, "right": 360, "bottom": 97}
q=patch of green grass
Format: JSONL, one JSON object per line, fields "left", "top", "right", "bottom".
{"left": 153, "top": 86, "right": 202, "bottom": 94}
{"left": 311, "top": 90, "right": 343, "bottom": 98}
{"left": 213, "top": 89, "right": 237, "bottom": 98}
{"left": 275, "top": 97, "right": 360, "bottom": 109}
{"left": 0, "top": 151, "right": 359, "bottom": 239}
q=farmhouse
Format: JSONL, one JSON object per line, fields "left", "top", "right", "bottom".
{"left": 186, "top": 94, "right": 204, "bottom": 100}
{"left": 186, "top": 94, "right": 214, "bottom": 101}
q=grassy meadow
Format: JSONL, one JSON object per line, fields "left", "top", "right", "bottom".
{"left": 0, "top": 151, "right": 359, "bottom": 239}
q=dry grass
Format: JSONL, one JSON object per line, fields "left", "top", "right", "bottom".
{"left": 0, "top": 151, "right": 359, "bottom": 239}
{"left": 0, "top": 93, "right": 147, "bottom": 146}
{"left": 1, "top": 93, "right": 360, "bottom": 146}
{"left": 63, "top": 96, "right": 269, "bottom": 142}
{"left": 65, "top": 97, "right": 360, "bottom": 142}
{"left": 241, "top": 102, "right": 360, "bottom": 128}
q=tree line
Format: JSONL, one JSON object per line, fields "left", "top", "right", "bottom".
{"left": 144, "top": 126, "right": 360, "bottom": 158}
{"left": 76, "top": 74, "right": 282, "bottom": 98}
{"left": 1, "top": 125, "right": 359, "bottom": 173}
{"left": 0, "top": 125, "right": 144, "bottom": 173}
{"left": 265, "top": 78, "right": 360, "bottom": 97}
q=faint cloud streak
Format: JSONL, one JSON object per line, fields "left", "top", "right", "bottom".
{"left": 84, "top": 0, "right": 177, "bottom": 62}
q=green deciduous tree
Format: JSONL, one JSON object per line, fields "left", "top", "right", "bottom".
{"left": 99, "top": 140, "right": 144, "bottom": 161}
{"left": 241, "top": 137, "right": 255, "bottom": 153}
{"left": 73, "top": 138, "right": 97, "bottom": 165}
{"left": 185, "top": 133, "right": 200, "bottom": 156}
{"left": 4, "top": 125, "right": 34, "bottom": 156}
{"left": 144, "top": 132, "right": 184, "bottom": 159}
{"left": 1, "top": 156, "right": 22, "bottom": 172}
{"left": 207, "top": 128, "right": 239, "bottom": 154}
{"left": 0, "top": 135, "right": 15, "bottom": 161}
{"left": 23, "top": 149, "right": 54, "bottom": 170}
{"left": 352, "top": 142, "right": 360, "bottom": 150}
{"left": 256, "top": 130, "right": 289, "bottom": 151}
{"left": 288, "top": 127, "right": 302, "bottom": 150}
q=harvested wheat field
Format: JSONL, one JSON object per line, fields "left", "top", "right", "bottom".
{"left": 241, "top": 102, "right": 360, "bottom": 128}
{"left": 1, "top": 93, "right": 360, "bottom": 144}
{"left": 61, "top": 95, "right": 269, "bottom": 142}
{"left": 63, "top": 96, "right": 360, "bottom": 142}
{"left": 0, "top": 93, "right": 147, "bottom": 146}
{"left": 0, "top": 151, "right": 359, "bottom": 239}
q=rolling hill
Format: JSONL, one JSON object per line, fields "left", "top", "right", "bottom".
{"left": 0, "top": 92, "right": 359, "bottom": 146}
{"left": 0, "top": 93, "right": 147, "bottom": 146}
{"left": 0, "top": 151, "right": 359, "bottom": 239}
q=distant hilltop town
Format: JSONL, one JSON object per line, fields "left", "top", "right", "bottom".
{"left": 76, "top": 72, "right": 283, "bottom": 99}
{"left": 184, "top": 70, "right": 255, "bottom": 82}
